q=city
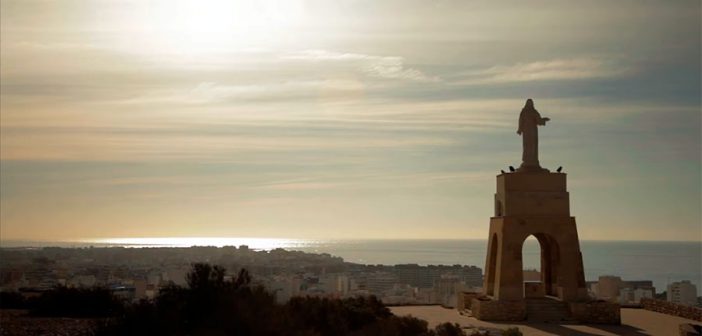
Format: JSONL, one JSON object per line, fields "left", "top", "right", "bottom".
{"left": 1, "top": 246, "right": 698, "bottom": 310}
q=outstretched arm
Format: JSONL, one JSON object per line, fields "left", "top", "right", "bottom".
{"left": 534, "top": 110, "right": 549, "bottom": 125}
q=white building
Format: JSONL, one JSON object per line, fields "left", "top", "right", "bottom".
{"left": 434, "top": 275, "right": 464, "bottom": 308}
{"left": 365, "top": 272, "right": 398, "bottom": 295}
{"left": 319, "top": 274, "right": 340, "bottom": 296}
{"left": 597, "top": 276, "right": 623, "bottom": 301}
{"left": 68, "top": 275, "right": 97, "bottom": 288}
{"left": 381, "top": 284, "right": 417, "bottom": 305}
{"left": 667, "top": 281, "right": 697, "bottom": 306}
{"left": 336, "top": 275, "right": 350, "bottom": 296}
{"left": 619, "top": 287, "right": 654, "bottom": 304}
{"left": 416, "top": 287, "right": 437, "bottom": 304}
{"left": 634, "top": 288, "right": 654, "bottom": 303}
{"left": 266, "top": 275, "right": 302, "bottom": 303}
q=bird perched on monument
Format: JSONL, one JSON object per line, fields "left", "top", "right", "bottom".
{"left": 557, "top": 166, "right": 563, "bottom": 173}
{"left": 509, "top": 166, "right": 515, "bottom": 172}
{"left": 501, "top": 169, "right": 506, "bottom": 174}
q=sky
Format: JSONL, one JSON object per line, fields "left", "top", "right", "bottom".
{"left": 1, "top": 0, "right": 700, "bottom": 242}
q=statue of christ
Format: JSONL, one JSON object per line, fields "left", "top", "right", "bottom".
{"left": 517, "top": 99, "right": 550, "bottom": 171}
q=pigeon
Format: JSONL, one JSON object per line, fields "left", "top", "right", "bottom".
{"left": 556, "top": 166, "right": 563, "bottom": 173}
{"left": 509, "top": 166, "right": 516, "bottom": 172}
{"left": 501, "top": 169, "right": 506, "bottom": 174}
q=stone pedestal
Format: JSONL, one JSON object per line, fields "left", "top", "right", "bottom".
{"left": 484, "top": 172, "right": 588, "bottom": 302}
{"left": 471, "top": 298, "right": 526, "bottom": 321}
{"left": 474, "top": 171, "right": 618, "bottom": 324}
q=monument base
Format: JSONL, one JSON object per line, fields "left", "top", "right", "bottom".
{"left": 471, "top": 297, "right": 621, "bottom": 324}
{"left": 471, "top": 298, "right": 526, "bottom": 321}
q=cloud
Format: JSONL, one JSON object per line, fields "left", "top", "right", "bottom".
{"left": 455, "top": 58, "right": 632, "bottom": 84}
{"left": 9, "top": 96, "right": 684, "bottom": 163}
{"left": 109, "top": 80, "right": 365, "bottom": 105}
{"left": 185, "top": 80, "right": 365, "bottom": 103}
{"left": 283, "top": 50, "right": 439, "bottom": 82}
{"left": 257, "top": 181, "right": 347, "bottom": 191}
{"left": 0, "top": 125, "right": 453, "bottom": 162}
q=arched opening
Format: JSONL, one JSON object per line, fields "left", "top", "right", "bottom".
{"left": 486, "top": 233, "right": 499, "bottom": 296}
{"left": 521, "top": 233, "right": 561, "bottom": 299}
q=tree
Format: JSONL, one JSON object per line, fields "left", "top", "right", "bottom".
{"left": 96, "top": 263, "right": 466, "bottom": 336}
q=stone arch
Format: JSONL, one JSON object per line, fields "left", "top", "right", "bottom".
{"left": 519, "top": 232, "right": 562, "bottom": 298}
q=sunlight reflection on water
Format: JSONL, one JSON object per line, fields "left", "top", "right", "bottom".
{"left": 90, "top": 237, "right": 316, "bottom": 250}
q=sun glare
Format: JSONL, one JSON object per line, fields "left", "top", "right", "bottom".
{"left": 139, "top": 0, "right": 306, "bottom": 53}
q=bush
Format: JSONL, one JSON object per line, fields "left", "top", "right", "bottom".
{"left": 284, "top": 295, "right": 396, "bottom": 335}
{"left": 502, "top": 327, "right": 523, "bottom": 336}
{"left": 434, "top": 323, "right": 466, "bottom": 336}
{"left": 30, "top": 286, "right": 124, "bottom": 318}
{"left": 0, "top": 291, "right": 27, "bottom": 309}
{"left": 469, "top": 330, "right": 489, "bottom": 336}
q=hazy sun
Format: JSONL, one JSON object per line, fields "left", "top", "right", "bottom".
{"left": 138, "top": 0, "right": 306, "bottom": 52}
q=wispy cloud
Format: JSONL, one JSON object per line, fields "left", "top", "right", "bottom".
{"left": 7, "top": 97, "right": 687, "bottom": 162}
{"left": 454, "top": 58, "right": 632, "bottom": 84}
{"left": 118, "top": 80, "right": 367, "bottom": 105}
{"left": 257, "top": 181, "right": 348, "bottom": 191}
{"left": 249, "top": 171, "right": 495, "bottom": 193}
{"left": 283, "top": 50, "right": 439, "bottom": 82}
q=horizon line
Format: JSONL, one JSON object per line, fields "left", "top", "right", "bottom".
{"left": 1, "top": 236, "right": 701, "bottom": 245}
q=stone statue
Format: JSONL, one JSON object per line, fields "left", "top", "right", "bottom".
{"left": 517, "top": 99, "right": 549, "bottom": 172}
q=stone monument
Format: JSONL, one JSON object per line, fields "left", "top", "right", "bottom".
{"left": 470, "top": 99, "right": 620, "bottom": 324}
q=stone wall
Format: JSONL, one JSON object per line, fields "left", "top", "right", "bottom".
{"left": 460, "top": 292, "right": 483, "bottom": 310}
{"left": 568, "top": 301, "right": 621, "bottom": 324}
{"left": 641, "top": 298, "right": 702, "bottom": 321}
{"left": 471, "top": 298, "right": 526, "bottom": 321}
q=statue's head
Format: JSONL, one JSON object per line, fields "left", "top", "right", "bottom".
{"left": 525, "top": 98, "right": 534, "bottom": 108}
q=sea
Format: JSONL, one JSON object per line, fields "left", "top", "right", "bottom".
{"left": 2, "top": 238, "right": 700, "bottom": 295}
